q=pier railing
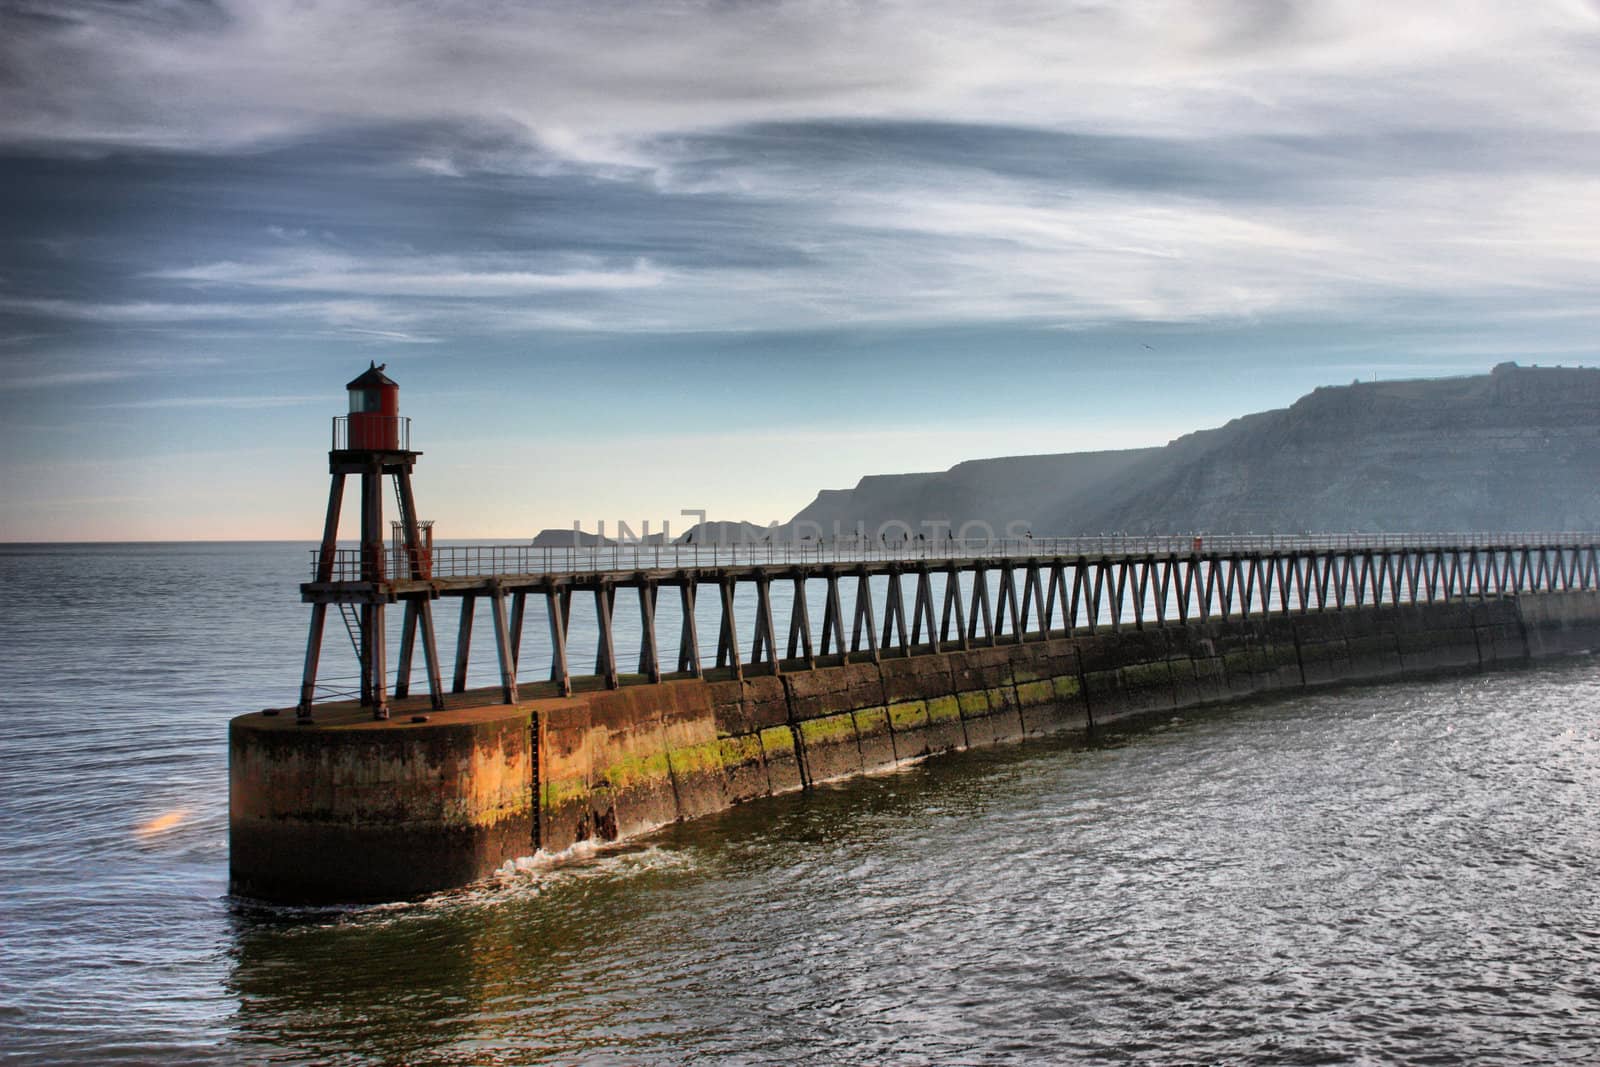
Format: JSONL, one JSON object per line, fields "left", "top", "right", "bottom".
{"left": 309, "top": 531, "right": 1600, "bottom": 582}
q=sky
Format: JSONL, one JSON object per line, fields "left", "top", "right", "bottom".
{"left": 3, "top": 0, "right": 1600, "bottom": 541}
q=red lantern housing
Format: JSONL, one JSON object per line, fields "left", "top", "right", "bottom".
{"left": 346, "top": 362, "right": 400, "bottom": 450}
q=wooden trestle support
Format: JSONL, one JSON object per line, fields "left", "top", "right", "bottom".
{"left": 297, "top": 446, "right": 444, "bottom": 720}
{"left": 295, "top": 541, "right": 1600, "bottom": 716}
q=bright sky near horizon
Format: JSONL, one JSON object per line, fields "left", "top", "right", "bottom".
{"left": 3, "top": 1, "right": 1600, "bottom": 541}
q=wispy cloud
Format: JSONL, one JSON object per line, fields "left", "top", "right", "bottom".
{"left": 0, "top": 368, "right": 136, "bottom": 391}
{"left": 73, "top": 159, "right": 1600, "bottom": 337}
{"left": 0, "top": 294, "right": 416, "bottom": 328}
{"left": 94, "top": 394, "right": 324, "bottom": 410}
{"left": 154, "top": 254, "right": 667, "bottom": 297}
{"left": 1, "top": 1, "right": 1598, "bottom": 342}
{"left": 337, "top": 327, "right": 441, "bottom": 344}
{"left": 5, "top": 1, "right": 1598, "bottom": 152}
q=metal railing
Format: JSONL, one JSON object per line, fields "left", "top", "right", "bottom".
{"left": 331, "top": 415, "right": 411, "bottom": 451}
{"left": 307, "top": 531, "right": 1600, "bottom": 582}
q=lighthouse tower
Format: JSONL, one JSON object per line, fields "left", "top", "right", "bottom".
{"left": 297, "top": 363, "right": 444, "bottom": 720}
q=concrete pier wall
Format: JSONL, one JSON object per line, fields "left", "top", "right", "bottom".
{"left": 230, "top": 591, "right": 1600, "bottom": 903}
{"left": 230, "top": 704, "right": 535, "bottom": 903}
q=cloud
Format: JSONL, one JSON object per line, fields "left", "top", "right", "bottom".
{"left": 153, "top": 254, "right": 668, "bottom": 297}
{"left": 5, "top": 1, "right": 1600, "bottom": 155}
{"left": 0, "top": 294, "right": 414, "bottom": 328}
{"left": 94, "top": 393, "right": 323, "bottom": 409}
{"left": 337, "top": 327, "right": 442, "bottom": 344}
{"left": 0, "top": 368, "right": 136, "bottom": 391}
{"left": 5, "top": 0, "right": 1600, "bottom": 344}
{"left": 37, "top": 156, "right": 1591, "bottom": 341}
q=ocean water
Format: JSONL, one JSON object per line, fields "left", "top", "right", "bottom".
{"left": 2, "top": 542, "right": 1599, "bottom": 1064}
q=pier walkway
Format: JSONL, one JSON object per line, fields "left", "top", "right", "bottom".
{"left": 296, "top": 532, "right": 1600, "bottom": 715}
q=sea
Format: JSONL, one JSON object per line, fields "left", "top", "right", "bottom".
{"left": 1, "top": 541, "right": 1598, "bottom": 1065}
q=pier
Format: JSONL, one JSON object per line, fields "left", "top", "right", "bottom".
{"left": 231, "top": 370, "right": 1600, "bottom": 904}
{"left": 300, "top": 532, "right": 1600, "bottom": 711}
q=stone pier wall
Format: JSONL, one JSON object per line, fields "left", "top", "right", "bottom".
{"left": 532, "top": 593, "right": 1599, "bottom": 853}
{"left": 230, "top": 704, "right": 536, "bottom": 904}
{"left": 231, "top": 591, "right": 1600, "bottom": 903}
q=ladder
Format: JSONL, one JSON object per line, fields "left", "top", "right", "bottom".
{"left": 338, "top": 601, "right": 362, "bottom": 661}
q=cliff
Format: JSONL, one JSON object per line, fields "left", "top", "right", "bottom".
{"left": 784, "top": 448, "right": 1160, "bottom": 537}
{"left": 782, "top": 363, "right": 1600, "bottom": 535}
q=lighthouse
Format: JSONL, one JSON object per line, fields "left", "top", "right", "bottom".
{"left": 297, "top": 363, "right": 444, "bottom": 720}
